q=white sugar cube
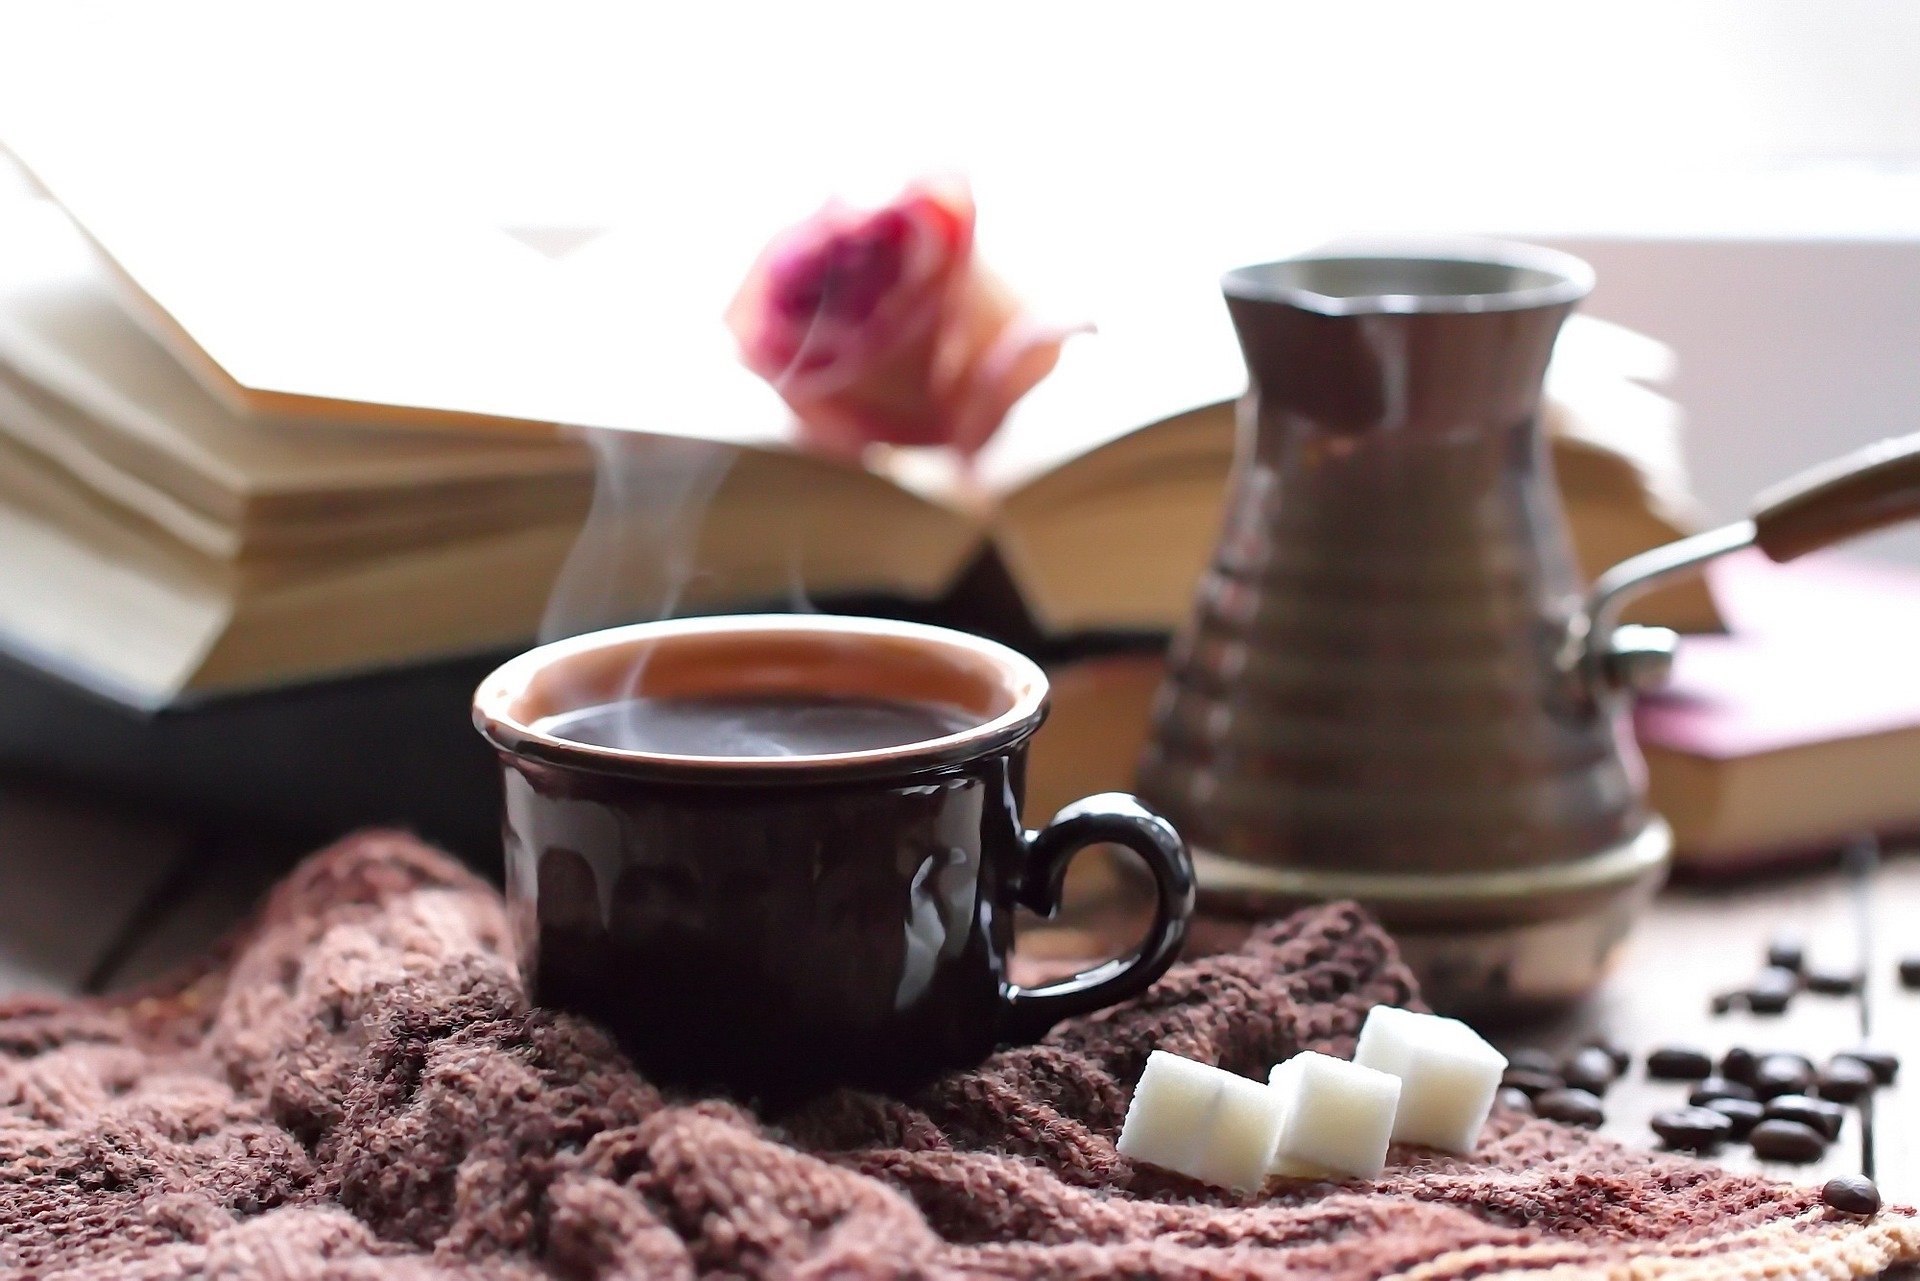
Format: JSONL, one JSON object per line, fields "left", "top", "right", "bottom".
{"left": 1266, "top": 1051, "right": 1401, "bottom": 1180}
{"left": 1352, "top": 1005, "right": 1507, "bottom": 1154}
{"left": 1117, "top": 1050, "right": 1287, "bottom": 1192}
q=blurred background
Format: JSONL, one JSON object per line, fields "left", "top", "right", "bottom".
{"left": 5, "top": 0, "right": 1916, "bottom": 558}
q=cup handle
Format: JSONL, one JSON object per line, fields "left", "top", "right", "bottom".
{"left": 1001, "top": 792, "right": 1196, "bottom": 1043}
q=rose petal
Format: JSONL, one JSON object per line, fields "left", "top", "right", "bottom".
{"left": 727, "top": 179, "right": 973, "bottom": 399}
{"left": 727, "top": 175, "right": 1079, "bottom": 459}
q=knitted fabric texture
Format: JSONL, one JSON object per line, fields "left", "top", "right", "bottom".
{"left": 2, "top": 831, "right": 1916, "bottom": 1280}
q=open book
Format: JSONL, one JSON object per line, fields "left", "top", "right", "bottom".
{"left": 0, "top": 172, "right": 1720, "bottom": 708}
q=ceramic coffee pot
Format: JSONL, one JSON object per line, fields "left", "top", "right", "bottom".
{"left": 1138, "top": 240, "right": 1920, "bottom": 1016}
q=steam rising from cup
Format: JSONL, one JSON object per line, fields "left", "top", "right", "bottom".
{"left": 538, "top": 428, "right": 737, "bottom": 645}
{"left": 536, "top": 427, "right": 736, "bottom": 749}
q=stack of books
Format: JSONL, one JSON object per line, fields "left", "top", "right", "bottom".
{"left": 0, "top": 149, "right": 1735, "bottom": 858}
{"left": 0, "top": 198, "right": 598, "bottom": 705}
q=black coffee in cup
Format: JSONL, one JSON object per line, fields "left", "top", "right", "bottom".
{"left": 535, "top": 693, "right": 976, "bottom": 757}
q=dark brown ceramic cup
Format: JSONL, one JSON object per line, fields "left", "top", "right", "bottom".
{"left": 474, "top": 614, "right": 1193, "bottom": 1100}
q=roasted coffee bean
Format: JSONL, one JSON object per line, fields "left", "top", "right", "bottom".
{"left": 1646, "top": 1047, "right": 1713, "bottom": 1080}
{"left": 1766, "top": 931, "right": 1806, "bottom": 973}
{"left": 1649, "top": 1106, "right": 1733, "bottom": 1153}
{"left": 1749, "top": 1119, "right": 1827, "bottom": 1163}
{"left": 1719, "top": 1047, "right": 1759, "bottom": 1083}
{"left": 1704, "top": 1097, "right": 1765, "bottom": 1139}
{"left": 1835, "top": 1049, "right": 1899, "bottom": 1086}
{"left": 1710, "top": 990, "right": 1740, "bottom": 1015}
{"left": 1822, "top": 1174, "right": 1881, "bottom": 1216}
{"left": 1584, "top": 1040, "right": 1630, "bottom": 1074}
{"left": 1751, "top": 1054, "right": 1816, "bottom": 1099}
{"left": 1817, "top": 1057, "right": 1878, "bottom": 1103}
{"left": 1804, "top": 964, "right": 1864, "bottom": 995}
{"left": 1758, "top": 1051, "right": 1814, "bottom": 1075}
{"left": 1765, "top": 1094, "right": 1845, "bottom": 1141}
{"left": 1689, "top": 1077, "right": 1759, "bottom": 1106}
{"left": 1500, "top": 1067, "right": 1561, "bottom": 1098}
{"left": 1534, "top": 1087, "right": 1605, "bottom": 1128}
{"left": 1746, "top": 967, "right": 1798, "bottom": 1015}
{"left": 1560, "top": 1047, "right": 1620, "bottom": 1094}
{"left": 1900, "top": 954, "right": 1920, "bottom": 989}
{"left": 1496, "top": 1087, "right": 1534, "bottom": 1115}
{"left": 1507, "top": 1048, "right": 1559, "bottom": 1076}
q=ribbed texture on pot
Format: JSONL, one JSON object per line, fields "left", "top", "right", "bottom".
{"left": 1140, "top": 256, "right": 1648, "bottom": 894}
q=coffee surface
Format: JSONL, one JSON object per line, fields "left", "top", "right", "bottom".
{"left": 536, "top": 693, "right": 977, "bottom": 757}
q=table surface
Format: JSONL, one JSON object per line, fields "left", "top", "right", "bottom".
{"left": 3, "top": 774, "right": 1917, "bottom": 1257}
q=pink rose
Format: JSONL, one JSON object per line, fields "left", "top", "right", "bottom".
{"left": 726, "top": 177, "right": 1080, "bottom": 459}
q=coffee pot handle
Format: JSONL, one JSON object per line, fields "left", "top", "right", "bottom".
{"left": 1001, "top": 793, "right": 1196, "bottom": 1043}
{"left": 1750, "top": 433, "right": 1920, "bottom": 562}
{"left": 1575, "top": 431, "right": 1920, "bottom": 698}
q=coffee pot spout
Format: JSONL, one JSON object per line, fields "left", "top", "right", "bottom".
{"left": 1569, "top": 431, "right": 1920, "bottom": 703}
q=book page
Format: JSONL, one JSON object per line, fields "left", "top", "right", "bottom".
{"left": 0, "top": 198, "right": 590, "bottom": 496}
{"left": 8, "top": 146, "right": 581, "bottom": 428}
{"left": 4, "top": 126, "right": 1679, "bottom": 515}
{"left": 966, "top": 281, "right": 1244, "bottom": 495}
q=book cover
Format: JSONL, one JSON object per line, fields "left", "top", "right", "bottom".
{"left": 1636, "top": 550, "right": 1920, "bottom": 868}
{"left": 1636, "top": 551, "right": 1920, "bottom": 759}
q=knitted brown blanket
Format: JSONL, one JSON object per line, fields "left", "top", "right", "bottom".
{"left": 3, "top": 832, "right": 1916, "bottom": 1279}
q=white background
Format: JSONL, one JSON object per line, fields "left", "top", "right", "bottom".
{"left": 2, "top": 1, "right": 1917, "bottom": 559}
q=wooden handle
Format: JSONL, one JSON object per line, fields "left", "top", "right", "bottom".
{"left": 1751, "top": 433, "right": 1920, "bottom": 562}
